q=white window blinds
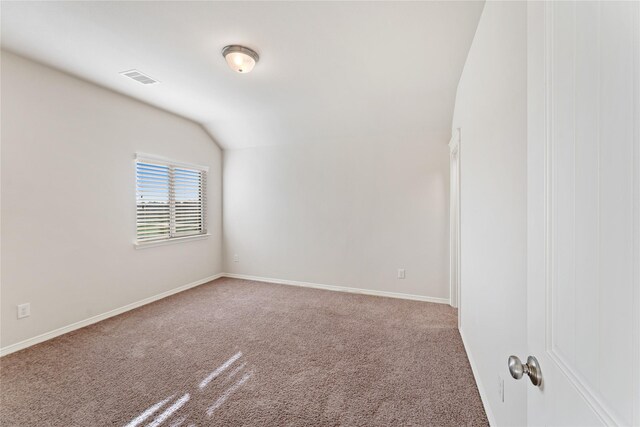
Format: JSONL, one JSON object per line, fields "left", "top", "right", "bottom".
{"left": 136, "top": 155, "right": 207, "bottom": 244}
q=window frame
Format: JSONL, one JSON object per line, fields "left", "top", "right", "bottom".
{"left": 134, "top": 153, "right": 209, "bottom": 249}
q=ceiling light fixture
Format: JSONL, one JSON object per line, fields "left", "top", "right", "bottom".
{"left": 222, "top": 45, "right": 259, "bottom": 74}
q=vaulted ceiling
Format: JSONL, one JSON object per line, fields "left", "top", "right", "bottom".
{"left": 1, "top": 1, "right": 483, "bottom": 149}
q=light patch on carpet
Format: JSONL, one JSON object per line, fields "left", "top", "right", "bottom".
{"left": 223, "top": 362, "right": 247, "bottom": 384}
{"left": 207, "top": 372, "right": 253, "bottom": 416}
{"left": 199, "top": 351, "right": 243, "bottom": 389}
{"left": 147, "top": 393, "right": 190, "bottom": 427}
{"left": 123, "top": 394, "right": 175, "bottom": 427}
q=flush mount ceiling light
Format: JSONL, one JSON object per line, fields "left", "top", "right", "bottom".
{"left": 222, "top": 45, "right": 259, "bottom": 74}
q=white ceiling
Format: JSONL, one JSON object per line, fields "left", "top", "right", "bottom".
{"left": 1, "top": 1, "right": 483, "bottom": 149}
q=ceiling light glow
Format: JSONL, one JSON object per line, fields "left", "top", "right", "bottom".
{"left": 222, "top": 45, "right": 259, "bottom": 74}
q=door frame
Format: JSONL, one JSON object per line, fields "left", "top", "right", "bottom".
{"left": 449, "top": 128, "right": 461, "bottom": 318}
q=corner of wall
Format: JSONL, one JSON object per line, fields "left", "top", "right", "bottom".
{"left": 198, "top": 124, "right": 224, "bottom": 152}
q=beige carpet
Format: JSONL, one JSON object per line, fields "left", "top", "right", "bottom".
{"left": 0, "top": 278, "right": 488, "bottom": 426}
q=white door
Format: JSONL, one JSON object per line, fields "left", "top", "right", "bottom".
{"left": 527, "top": 1, "right": 639, "bottom": 426}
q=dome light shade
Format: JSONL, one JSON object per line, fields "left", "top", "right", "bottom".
{"left": 222, "top": 45, "right": 259, "bottom": 74}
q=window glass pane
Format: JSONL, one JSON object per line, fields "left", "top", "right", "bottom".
{"left": 136, "top": 162, "right": 171, "bottom": 242}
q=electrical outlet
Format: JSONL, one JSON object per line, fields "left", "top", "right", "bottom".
{"left": 397, "top": 269, "right": 405, "bottom": 279}
{"left": 17, "top": 303, "right": 30, "bottom": 319}
{"left": 233, "top": 254, "right": 239, "bottom": 263}
{"left": 498, "top": 374, "right": 504, "bottom": 403}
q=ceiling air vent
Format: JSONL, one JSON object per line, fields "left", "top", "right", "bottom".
{"left": 119, "top": 69, "right": 159, "bottom": 85}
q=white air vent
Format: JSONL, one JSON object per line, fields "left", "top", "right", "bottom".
{"left": 120, "top": 69, "right": 159, "bottom": 85}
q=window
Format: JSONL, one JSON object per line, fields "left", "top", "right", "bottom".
{"left": 135, "top": 154, "right": 208, "bottom": 246}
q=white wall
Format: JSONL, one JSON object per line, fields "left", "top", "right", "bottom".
{"left": 223, "top": 135, "right": 450, "bottom": 300}
{"left": 1, "top": 51, "right": 222, "bottom": 349}
{"left": 451, "top": 2, "right": 527, "bottom": 426}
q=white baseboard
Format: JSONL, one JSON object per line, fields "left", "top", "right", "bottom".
{"left": 459, "top": 327, "right": 496, "bottom": 427}
{"left": 0, "top": 273, "right": 224, "bottom": 357}
{"left": 222, "top": 273, "right": 450, "bottom": 305}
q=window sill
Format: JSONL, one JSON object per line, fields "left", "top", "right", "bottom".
{"left": 134, "top": 233, "right": 210, "bottom": 249}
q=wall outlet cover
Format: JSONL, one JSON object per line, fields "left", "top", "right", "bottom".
{"left": 397, "top": 269, "right": 406, "bottom": 279}
{"left": 17, "top": 303, "right": 30, "bottom": 319}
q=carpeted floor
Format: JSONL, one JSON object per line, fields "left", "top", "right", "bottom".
{"left": 0, "top": 278, "right": 488, "bottom": 426}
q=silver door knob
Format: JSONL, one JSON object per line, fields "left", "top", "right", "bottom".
{"left": 508, "top": 355, "right": 543, "bottom": 387}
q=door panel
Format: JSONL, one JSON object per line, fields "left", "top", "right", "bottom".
{"left": 527, "top": 1, "right": 639, "bottom": 425}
